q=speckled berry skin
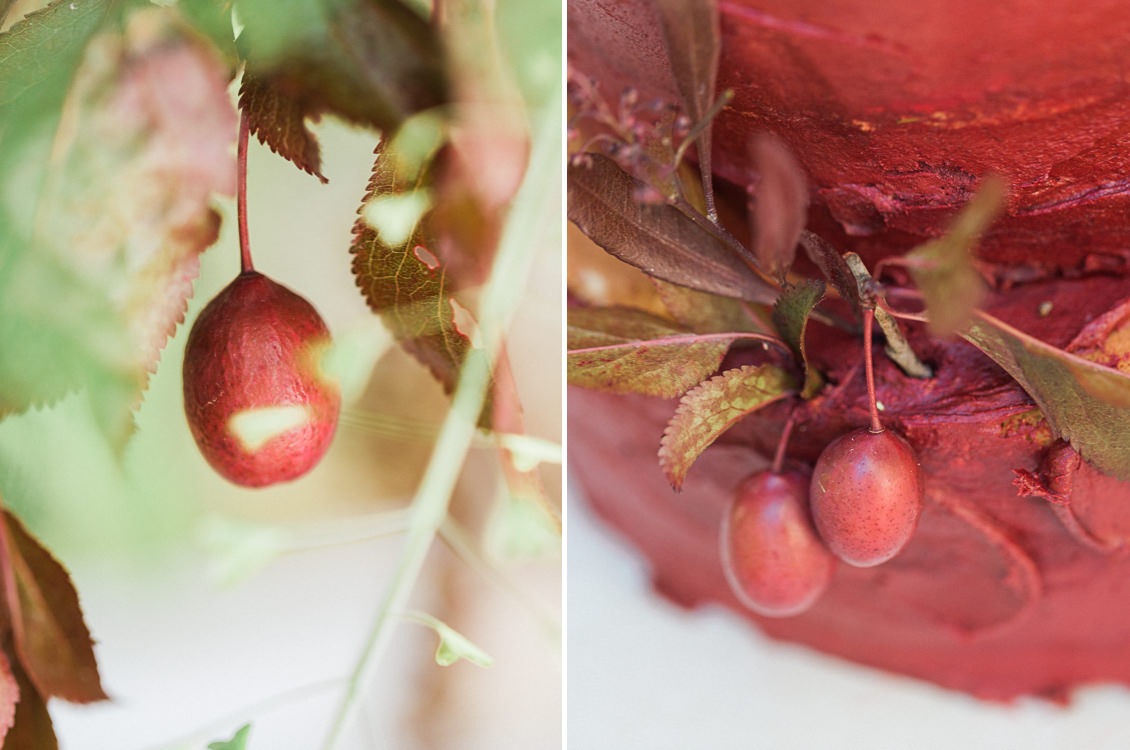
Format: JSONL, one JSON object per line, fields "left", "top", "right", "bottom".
{"left": 722, "top": 470, "right": 837, "bottom": 617}
{"left": 182, "top": 271, "right": 341, "bottom": 487}
{"left": 810, "top": 428, "right": 923, "bottom": 567}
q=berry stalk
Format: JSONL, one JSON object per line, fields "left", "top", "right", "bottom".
{"left": 771, "top": 409, "right": 796, "bottom": 475}
{"left": 864, "top": 306, "right": 882, "bottom": 433}
{"left": 237, "top": 111, "right": 254, "bottom": 274}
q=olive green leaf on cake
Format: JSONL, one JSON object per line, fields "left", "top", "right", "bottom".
{"left": 961, "top": 310, "right": 1130, "bottom": 481}
{"left": 771, "top": 279, "right": 825, "bottom": 399}
{"left": 659, "top": 364, "right": 795, "bottom": 489}
{"left": 907, "top": 177, "right": 1004, "bottom": 337}
{"left": 568, "top": 306, "right": 740, "bottom": 398}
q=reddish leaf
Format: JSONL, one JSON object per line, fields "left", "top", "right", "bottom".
{"left": 0, "top": 649, "right": 17, "bottom": 744}
{"left": 907, "top": 177, "right": 1004, "bottom": 337}
{"left": 4, "top": 656, "right": 57, "bottom": 750}
{"left": 239, "top": 71, "right": 328, "bottom": 183}
{"left": 430, "top": 0, "right": 529, "bottom": 285}
{"left": 492, "top": 351, "right": 560, "bottom": 533}
{"left": 771, "top": 279, "right": 825, "bottom": 399}
{"left": 351, "top": 140, "right": 473, "bottom": 399}
{"left": 654, "top": 0, "right": 720, "bottom": 213}
{"left": 658, "top": 364, "right": 795, "bottom": 489}
{"left": 750, "top": 134, "right": 808, "bottom": 284}
{"left": 0, "top": 510, "right": 106, "bottom": 704}
{"left": 568, "top": 306, "right": 748, "bottom": 398}
{"left": 237, "top": 0, "right": 447, "bottom": 178}
{"left": 799, "top": 231, "right": 861, "bottom": 320}
{"left": 961, "top": 309, "right": 1130, "bottom": 480}
{"left": 568, "top": 154, "right": 777, "bottom": 303}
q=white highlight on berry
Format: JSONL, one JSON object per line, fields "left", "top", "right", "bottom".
{"left": 228, "top": 404, "right": 313, "bottom": 452}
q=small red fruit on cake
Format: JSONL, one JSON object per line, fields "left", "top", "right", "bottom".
{"left": 723, "top": 469, "right": 836, "bottom": 616}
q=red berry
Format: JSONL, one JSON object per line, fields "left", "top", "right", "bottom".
{"left": 182, "top": 271, "right": 341, "bottom": 487}
{"left": 721, "top": 470, "right": 836, "bottom": 617}
{"left": 810, "top": 428, "right": 923, "bottom": 567}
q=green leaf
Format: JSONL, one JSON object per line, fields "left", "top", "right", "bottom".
{"left": 208, "top": 724, "right": 252, "bottom": 750}
{"left": 658, "top": 364, "right": 795, "bottom": 489}
{"left": 0, "top": 6, "right": 238, "bottom": 447}
{"left": 961, "top": 310, "right": 1130, "bottom": 480}
{"left": 568, "top": 154, "right": 778, "bottom": 304}
{"left": 236, "top": 0, "right": 448, "bottom": 178}
{"left": 568, "top": 307, "right": 738, "bottom": 398}
{"left": 771, "top": 279, "right": 825, "bottom": 399}
{"left": 405, "top": 611, "right": 493, "bottom": 668}
{"left": 750, "top": 134, "right": 808, "bottom": 284}
{"left": 0, "top": 0, "right": 111, "bottom": 110}
{"left": 0, "top": 508, "right": 107, "bottom": 703}
{"left": 351, "top": 137, "right": 476, "bottom": 401}
{"left": 907, "top": 177, "right": 1004, "bottom": 337}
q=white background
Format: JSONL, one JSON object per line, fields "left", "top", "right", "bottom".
{"left": 568, "top": 483, "right": 1130, "bottom": 750}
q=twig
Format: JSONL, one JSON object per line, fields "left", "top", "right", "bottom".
{"left": 843, "top": 253, "right": 933, "bottom": 378}
{"left": 320, "top": 67, "right": 560, "bottom": 750}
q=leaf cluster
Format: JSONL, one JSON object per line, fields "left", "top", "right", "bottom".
{"left": 0, "top": 502, "right": 107, "bottom": 747}
{"left": 568, "top": 0, "right": 1130, "bottom": 486}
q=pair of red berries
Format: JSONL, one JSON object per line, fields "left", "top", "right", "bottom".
{"left": 722, "top": 426, "right": 923, "bottom": 617}
{"left": 722, "top": 307, "right": 925, "bottom": 617}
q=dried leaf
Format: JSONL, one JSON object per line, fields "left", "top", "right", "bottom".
{"left": 5, "top": 657, "right": 56, "bottom": 750}
{"left": 0, "top": 6, "right": 237, "bottom": 447}
{"left": 568, "top": 306, "right": 738, "bottom": 398}
{"left": 0, "top": 509, "right": 107, "bottom": 703}
{"left": 351, "top": 139, "right": 474, "bottom": 400}
{"left": 961, "top": 310, "right": 1130, "bottom": 480}
{"left": 771, "top": 279, "right": 825, "bottom": 399}
{"left": 751, "top": 134, "right": 808, "bottom": 284}
{"left": 654, "top": 0, "right": 719, "bottom": 212}
{"left": 658, "top": 364, "right": 795, "bottom": 489}
{"left": 799, "top": 230, "right": 861, "bottom": 320}
{"left": 568, "top": 154, "right": 776, "bottom": 303}
{"left": 907, "top": 177, "right": 1004, "bottom": 336}
{"left": 237, "top": 0, "right": 447, "bottom": 177}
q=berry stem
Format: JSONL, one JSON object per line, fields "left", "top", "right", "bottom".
{"left": 864, "top": 306, "right": 883, "bottom": 433}
{"left": 237, "top": 110, "right": 254, "bottom": 274}
{"left": 771, "top": 409, "right": 796, "bottom": 475}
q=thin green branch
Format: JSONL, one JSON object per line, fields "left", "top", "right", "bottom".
{"left": 320, "top": 74, "right": 561, "bottom": 749}
{"left": 439, "top": 517, "right": 561, "bottom": 644}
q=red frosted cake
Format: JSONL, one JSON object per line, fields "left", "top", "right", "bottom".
{"left": 568, "top": 0, "right": 1130, "bottom": 701}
